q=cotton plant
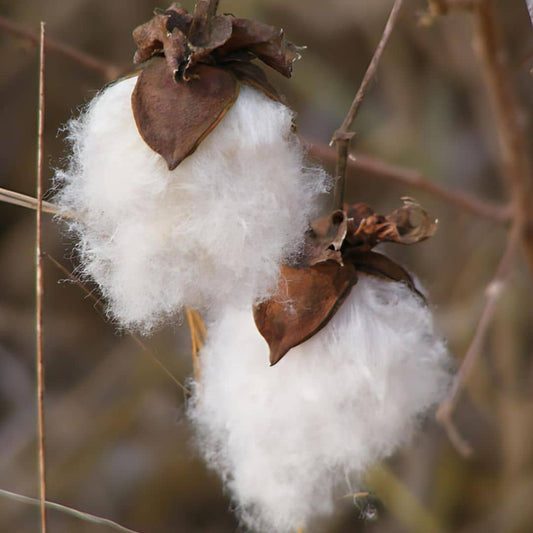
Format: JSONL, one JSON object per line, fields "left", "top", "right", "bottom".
{"left": 55, "top": 2, "right": 451, "bottom": 532}
{"left": 55, "top": 1, "right": 327, "bottom": 331}
{"left": 190, "top": 200, "right": 452, "bottom": 531}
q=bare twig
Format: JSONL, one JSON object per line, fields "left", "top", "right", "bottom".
{"left": 427, "top": 0, "right": 533, "bottom": 456}
{"left": 436, "top": 217, "right": 522, "bottom": 456}
{"left": 307, "top": 142, "right": 510, "bottom": 223}
{"left": 44, "top": 253, "right": 191, "bottom": 396}
{"left": 0, "top": 15, "right": 121, "bottom": 81}
{"left": 35, "top": 22, "right": 47, "bottom": 533}
{"left": 331, "top": 0, "right": 404, "bottom": 208}
{"left": 0, "top": 488, "right": 144, "bottom": 533}
{"left": 473, "top": 0, "right": 533, "bottom": 272}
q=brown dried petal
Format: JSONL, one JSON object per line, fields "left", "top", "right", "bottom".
{"left": 384, "top": 197, "right": 438, "bottom": 244}
{"left": 301, "top": 210, "right": 347, "bottom": 267}
{"left": 218, "top": 18, "right": 300, "bottom": 78}
{"left": 133, "top": 5, "right": 192, "bottom": 66}
{"left": 345, "top": 198, "right": 437, "bottom": 250}
{"left": 254, "top": 261, "right": 357, "bottom": 366}
{"left": 132, "top": 58, "right": 239, "bottom": 170}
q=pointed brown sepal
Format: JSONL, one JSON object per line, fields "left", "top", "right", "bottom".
{"left": 345, "top": 250, "right": 425, "bottom": 301}
{"left": 218, "top": 18, "right": 301, "bottom": 78}
{"left": 132, "top": 57, "right": 239, "bottom": 170}
{"left": 222, "top": 60, "right": 281, "bottom": 102}
{"left": 254, "top": 261, "right": 358, "bottom": 366}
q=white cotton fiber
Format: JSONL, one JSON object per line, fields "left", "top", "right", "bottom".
{"left": 189, "top": 274, "right": 452, "bottom": 532}
{"left": 55, "top": 77, "right": 328, "bottom": 331}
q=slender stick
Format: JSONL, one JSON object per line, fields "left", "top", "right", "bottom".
{"left": 473, "top": 0, "right": 533, "bottom": 272}
{"left": 0, "top": 15, "right": 120, "bottom": 81}
{"left": 306, "top": 142, "right": 510, "bottom": 223}
{"left": 0, "top": 488, "right": 144, "bottom": 533}
{"left": 436, "top": 217, "right": 521, "bottom": 456}
{"left": 35, "top": 21, "right": 47, "bottom": 533}
{"left": 331, "top": 0, "right": 404, "bottom": 208}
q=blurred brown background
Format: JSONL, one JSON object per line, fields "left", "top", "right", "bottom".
{"left": 1, "top": 0, "right": 533, "bottom": 532}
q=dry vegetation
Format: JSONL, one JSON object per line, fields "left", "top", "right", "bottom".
{"left": 1, "top": 0, "right": 533, "bottom": 532}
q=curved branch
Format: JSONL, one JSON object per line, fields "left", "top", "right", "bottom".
{"left": 307, "top": 141, "right": 510, "bottom": 223}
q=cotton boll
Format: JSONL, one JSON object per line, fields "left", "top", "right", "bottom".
{"left": 189, "top": 274, "right": 452, "bottom": 532}
{"left": 55, "top": 77, "right": 328, "bottom": 331}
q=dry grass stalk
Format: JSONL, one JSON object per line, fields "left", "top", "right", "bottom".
{"left": 185, "top": 307, "right": 207, "bottom": 381}
{"left": 0, "top": 187, "right": 62, "bottom": 216}
{"left": 35, "top": 21, "right": 47, "bottom": 533}
{"left": 0, "top": 488, "right": 142, "bottom": 533}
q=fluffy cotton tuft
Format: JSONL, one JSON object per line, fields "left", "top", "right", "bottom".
{"left": 189, "top": 274, "right": 452, "bottom": 532}
{"left": 55, "top": 77, "right": 328, "bottom": 331}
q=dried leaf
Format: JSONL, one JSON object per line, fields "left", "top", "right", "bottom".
{"left": 132, "top": 58, "right": 239, "bottom": 170}
{"left": 345, "top": 198, "right": 437, "bottom": 250}
{"left": 344, "top": 203, "right": 383, "bottom": 251}
{"left": 384, "top": 197, "right": 438, "bottom": 244}
{"left": 217, "top": 17, "right": 301, "bottom": 77}
{"left": 254, "top": 261, "right": 357, "bottom": 365}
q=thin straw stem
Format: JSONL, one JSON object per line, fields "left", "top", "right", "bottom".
{"left": 35, "top": 21, "right": 47, "bottom": 533}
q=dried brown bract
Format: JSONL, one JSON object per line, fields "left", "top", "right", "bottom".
{"left": 255, "top": 198, "right": 437, "bottom": 365}
{"left": 131, "top": 1, "right": 300, "bottom": 169}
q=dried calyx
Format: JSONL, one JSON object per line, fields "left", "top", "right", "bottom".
{"left": 254, "top": 198, "right": 438, "bottom": 365}
{"left": 131, "top": 1, "right": 300, "bottom": 169}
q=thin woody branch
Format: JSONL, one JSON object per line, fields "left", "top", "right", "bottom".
{"left": 436, "top": 216, "right": 521, "bottom": 457}
{"left": 1, "top": 11, "right": 511, "bottom": 226}
{"left": 0, "top": 15, "right": 121, "bottom": 81}
{"left": 307, "top": 142, "right": 510, "bottom": 223}
{"left": 331, "top": 0, "right": 404, "bottom": 209}
{"left": 473, "top": 0, "right": 533, "bottom": 271}
{"left": 433, "top": 0, "right": 533, "bottom": 456}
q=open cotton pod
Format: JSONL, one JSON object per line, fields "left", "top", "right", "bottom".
{"left": 189, "top": 200, "right": 452, "bottom": 532}
{"left": 54, "top": 2, "right": 327, "bottom": 331}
